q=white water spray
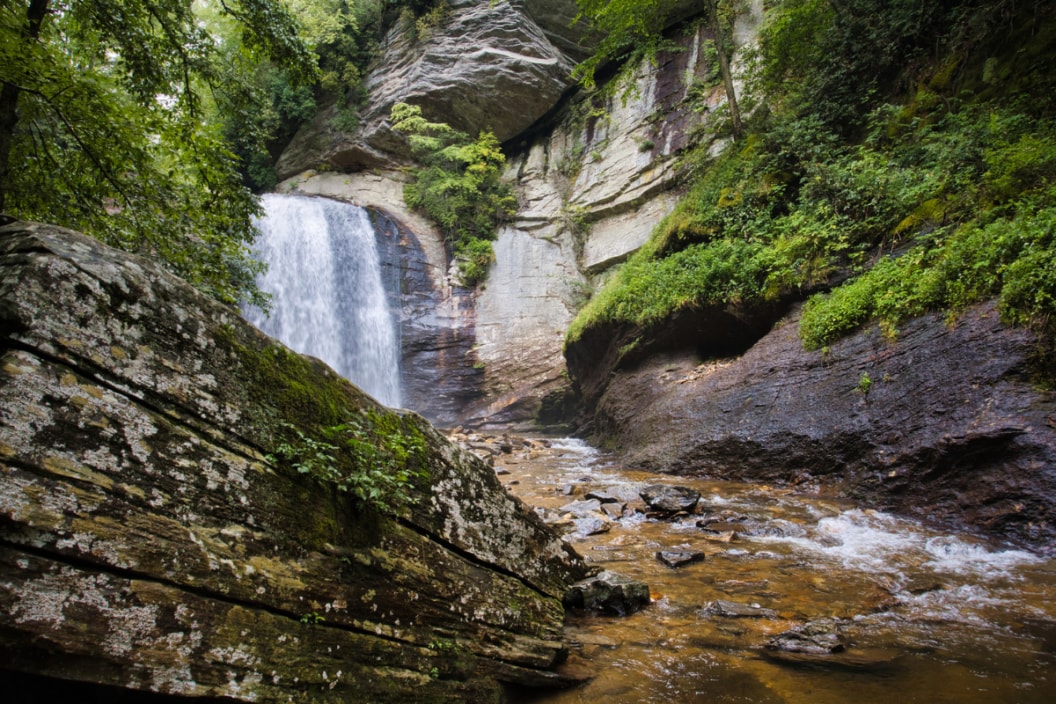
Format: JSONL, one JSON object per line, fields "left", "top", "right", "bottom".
{"left": 244, "top": 193, "right": 401, "bottom": 407}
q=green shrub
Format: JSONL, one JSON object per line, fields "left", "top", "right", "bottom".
{"left": 566, "top": 3, "right": 1056, "bottom": 354}
{"left": 390, "top": 103, "right": 516, "bottom": 285}
{"left": 267, "top": 410, "right": 430, "bottom": 514}
{"left": 455, "top": 237, "right": 495, "bottom": 287}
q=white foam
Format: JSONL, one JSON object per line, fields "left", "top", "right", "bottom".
{"left": 757, "top": 508, "right": 1040, "bottom": 580}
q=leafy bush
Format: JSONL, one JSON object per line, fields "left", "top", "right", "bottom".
{"left": 566, "top": 2, "right": 1056, "bottom": 354}
{"left": 455, "top": 237, "right": 495, "bottom": 286}
{"left": 390, "top": 103, "right": 516, "bottom": 285}
{"left": 267, "top": 410, "right": 430, "bottom": 513}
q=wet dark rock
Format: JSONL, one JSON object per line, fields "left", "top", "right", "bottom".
{"left": 656, "top": 550, "right": 706, "bottom": 568}
{"left": 766, "top": 620, "right": 845, "bottom": 654}
{"left": 904, "top": 578, "right": 945, "bottom": 595}
{"left": 762, "top": 647, "right": 904, "bottom": 672}
{"left": 371, "top": 211, "right": 483, "bottom": 428}
{"left": 702, "top": 600, "right": 778, "bottom": 619}
{"left": 577, "top": 302, "right": 1056, "bottom": 553}
{"left": 697, "top": 521, "right": 745, "bottom": 536}
{"left": 592, "top": 485, "right": 645, "bottom": 503}
{"left": 640, "top": 485, "right": 702, "bottom": 514}
{"left": 563, "top": 570, "right": 651, "bottom": 616}
{"left": 586, "top": 489, "right": 622, "bottom": 504}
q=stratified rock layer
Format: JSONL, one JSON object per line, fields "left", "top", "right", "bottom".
{"left": 577, "top": 303, "right": 1056, "bottom": 552}
{"left": 277, "top": 0, "right": 579, "bottom": 178}
{"left": 276, "top": 10, "right": 759, "bottom": 429}
{"left": 0, "top": 221, "right": 593, "bottom": 700}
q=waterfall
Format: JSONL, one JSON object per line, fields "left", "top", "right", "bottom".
{"left": 244, "top": 193, "right": 402, "bottom": 408}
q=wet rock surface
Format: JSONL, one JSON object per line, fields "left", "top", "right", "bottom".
{"left": 703, "top": 599, "right": 778, "bottom": 619}
{"left": 562, "top": 571, "right": 651, "bottom": 616}
{"left": 656, "top": 550, "right": 706, "bottom": 568}
{"left": 0, "top": 222, "right": 593, "bottom": 700}
{"left": 764, "top": 620, "right": 839, "bottom": 651}
{"left": 482, "top": 433, "right": 1056, "bottom": 702}
{"left": 640, "top": 484, "right": 702, "bottom": 515}
{"left": 578, "top": 303, "right": 1056, "bottom": 553}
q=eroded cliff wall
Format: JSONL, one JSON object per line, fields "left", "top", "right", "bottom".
{"left": 275, "top": 0, "right": 760, "bottom": 428}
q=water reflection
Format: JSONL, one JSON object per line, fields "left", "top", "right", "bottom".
{"left": 495, "top": 438, "right": 1056, "bottom": 704}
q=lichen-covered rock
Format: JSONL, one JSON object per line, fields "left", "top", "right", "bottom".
{"left": 0, "top": 221, "right": 594, "bottom": 700}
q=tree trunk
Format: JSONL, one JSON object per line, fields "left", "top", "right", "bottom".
{"left": 0, "top": 0, "right": 50, "bottom": 214}
{"left": 706, "top": 0, "right": 743, "bottom": 141}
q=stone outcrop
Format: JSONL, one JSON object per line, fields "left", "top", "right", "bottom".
{"left": 275, "top": 3, "right": 762, "bottom": 429}
{"left": 277, "top": 0, "right": 582, "bottom": 178}
{"left": 573, "top": 301, "right": 1056, "bottom": 553}
{"left": 0, "top": 221, "right": 595, "bottom": 700}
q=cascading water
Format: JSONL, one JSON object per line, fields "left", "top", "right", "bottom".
{"left": 497, "top": 439, "right": 1056, "bottom": 704}
{"left": 244, "top": 193, "right": 402, "bottom": 407}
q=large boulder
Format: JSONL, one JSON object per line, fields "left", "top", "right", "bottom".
{"left": 0, "top": 221, "right": 594, "bottom": 700}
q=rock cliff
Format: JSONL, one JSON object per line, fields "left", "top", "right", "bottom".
{"left": 275, "top": 0, "right": 761, "bottom": 428}
{"left": 0, "top": 221, "right": 593, "bottom": 700}
{"left": 569, "top": 302, "right": 1056, "bottom": 553}
{"left": 276, "top": 0, "right": 585, "bottom": 178}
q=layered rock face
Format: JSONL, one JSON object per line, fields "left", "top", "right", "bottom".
{"left": 276, "top": 2, "right": 760, "bottom": 428}
{"left": 277, "top": 0, "right": 585, "bottom": 178}
{"left": 571, "top": 302, "right": 1056, "bottom": 553}
{"left": 0, "top": 221, "right": 593, "bottom": 700}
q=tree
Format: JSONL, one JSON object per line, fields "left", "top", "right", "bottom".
{"left": 573, "top": 0, "right": 744, "bottom": 139}
{"left": 704, "top": 0, "right": 742, "bottom": 139}
{"left": 0, "top": 0, "right": 315, "bottom": 307}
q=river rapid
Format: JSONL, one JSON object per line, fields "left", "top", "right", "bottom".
{"left": 492, "top": 438, "right": 1056, "bottom": 703}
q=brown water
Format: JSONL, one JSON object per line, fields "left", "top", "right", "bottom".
{"left": 497, "top": 438, "right": 1056, "bottom": 704}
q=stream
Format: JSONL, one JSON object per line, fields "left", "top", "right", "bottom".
{"left": 491, "top": 437, "right": 1056, "bottom": 703}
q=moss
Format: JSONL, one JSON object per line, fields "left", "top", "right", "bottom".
{"left": 211, "top": 324, "right": 358, "bottom": 435}
{"left": 566, "top": 5, "right": 1056, "bottom": 355}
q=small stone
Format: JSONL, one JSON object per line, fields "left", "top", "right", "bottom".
{"left": 559, "top": 499, "right": 603, "bottom": 516}
{"left": 563, "top": 570, "right": 651, "bottom": 616}
{"left": 704, "top": 531, "right": 736, "bottom": 544}
{"left": 600, "top": 502, "right": 625, "bottom": 519}
{"left": 573, "top": 516, "right": 612, "bottom": 536}
{"left": 766, "top": 619, "right": 845, "bottom": 654}
{"left": 640, "top": 485, "right": 701, "bottom": 514}
{"left": 656, "top": 550, "right": 706, "bottom": 568}
{"left": 585, "top": 489, "right": 621, "bottom": 504}
{"left": 702, "top": 599, "right": 778, "bottom": 619}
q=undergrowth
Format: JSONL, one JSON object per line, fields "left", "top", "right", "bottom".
{"left": 566, "top": 1, "right": 1056, "bottom": 353}
{"left": 267, "top": 410, "right": 430, "bottom": 513}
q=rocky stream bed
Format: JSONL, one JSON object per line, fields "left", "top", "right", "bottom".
{"left": 454, "top": 431, "right": 1056, "bottom": 703}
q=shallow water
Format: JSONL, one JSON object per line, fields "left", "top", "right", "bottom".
{"left": 498, "top": 438, "right": 1056, "bottom": 703}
